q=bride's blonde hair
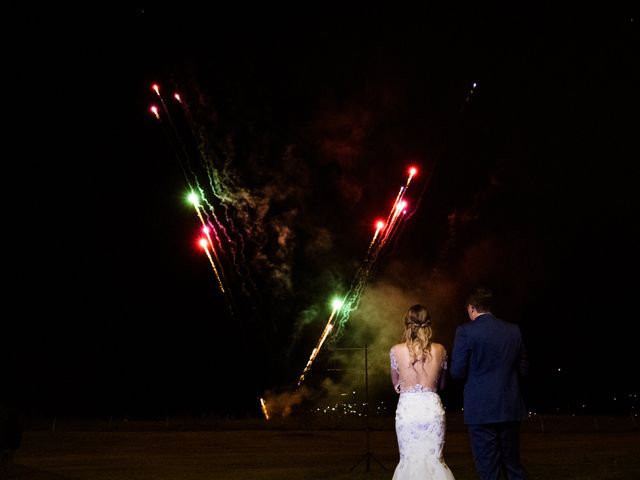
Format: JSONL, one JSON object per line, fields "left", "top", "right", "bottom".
{"left": 402, "top": 304, "right": 433, "bottom": 364}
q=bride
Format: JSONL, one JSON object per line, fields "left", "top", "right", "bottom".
{"left": 390, "top": 304, "right": 455, "bottom": 480}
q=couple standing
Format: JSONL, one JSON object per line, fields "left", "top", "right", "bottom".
{"left": 389, "top": 287, "right": 529, "bottom": 480}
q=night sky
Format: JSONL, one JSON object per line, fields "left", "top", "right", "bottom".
{"left": 6, "top": 6, "right": 638, "bottom": 418}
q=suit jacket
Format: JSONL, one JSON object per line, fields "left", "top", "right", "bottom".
{"left": 451, "top": 313, "right": 528, "bottom": 424}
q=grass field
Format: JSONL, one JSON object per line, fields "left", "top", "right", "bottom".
{"left": 4, "top": 415, "right": 639, "bottom": 479}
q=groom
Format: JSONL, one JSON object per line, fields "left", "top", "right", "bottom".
{"left": 451, "top": 287, "right": 529, "bottom": 480}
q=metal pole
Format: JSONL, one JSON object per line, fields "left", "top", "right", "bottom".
{"left": 365, "top": 344, "right": 370, "bottom": 472}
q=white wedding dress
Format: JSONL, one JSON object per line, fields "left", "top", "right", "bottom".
{"left": 390, "top": 348, "right": 455, "bottom": 480}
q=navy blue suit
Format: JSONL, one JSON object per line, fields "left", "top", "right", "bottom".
{"left": 451, "top": 313, "right": 528, "bottom": 480}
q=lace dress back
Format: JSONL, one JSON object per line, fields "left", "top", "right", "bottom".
{"left": 390, "top": 345, "right": 447, "bottom": 393}
{"left": 390, "top": 344, "right": 455, "bottom": 480}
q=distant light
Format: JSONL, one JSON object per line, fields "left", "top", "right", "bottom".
{"left": 152, "top": 84, "right": 160, "bottom": 95}
{"left": 198, "top": 238, "right": 208, "bottom": 249}
{"left": 472, "top": 82, "right": 477, "bottom": 88}
{"left": 332, "top": 298, "right": 344, "bottom": 310}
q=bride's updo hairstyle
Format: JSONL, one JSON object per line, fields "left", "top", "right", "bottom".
{"left": 403, "top": 304, "right": 433, "bottom": 364}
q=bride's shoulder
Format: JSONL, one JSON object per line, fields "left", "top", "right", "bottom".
{"left": 390, "top": 343, "right": 407, "bottom": 354}
{"left": 431, "top": 342, "right": 447, "bottom": 355}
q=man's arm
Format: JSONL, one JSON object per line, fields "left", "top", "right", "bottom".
{"left": 450, "top": 326, "right": 470, "bottom": 380}
{"left": 518, "top": 329, "right": 529, "bottom": 376}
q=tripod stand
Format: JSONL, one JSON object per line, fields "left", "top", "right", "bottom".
{"left": 330, "top": 345, "right": 387, "bottom": 473}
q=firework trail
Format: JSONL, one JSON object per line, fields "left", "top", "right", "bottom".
{"left": 259, "top": 397, "right": 270, "bottom": 420}
{"left": 149, "top": 83, "right": 257, "bottom": 307}
{"left": 150, "top": 105, "right": 160, "bottom": 120}
{"left": 149, "top": 84, "right": 199, "bottom": 189}
{"left": 332, "top": 168, "right": 416, "bottom": 324}
{"left": 198, "top": 236, "right": 236, "bottom": 317}
{"left": 173, "top": 90, "right": 258, "bottom": 299}
{"left": 461, "top": 82, "right": 478, "bottom": 112}
{"left": 297, "top": 166, "right": 421, "bottom": 386}
{"left": 188, "top": 192, "right": 225, "bottom": 265}
{"left": 198, "top": 238, "right": 226, "bottom": 294}
{"left": 297, "top": 299, "right": 343, "bottom": 385}
{"left": 151, "top": 100, "right": 226, "bottom": 283}
{"left": 187, "top": 190, "right": 236, "bottom": 314}
{"left": 366, "top": 220, "right": 385, "bottom": 255}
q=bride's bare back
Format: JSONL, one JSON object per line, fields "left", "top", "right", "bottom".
{"left": 390, "top": 342, "right": 448, "bottom": 393}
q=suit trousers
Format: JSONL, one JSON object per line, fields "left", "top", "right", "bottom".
{"left": 467, "top": 422, "right": 527, "bottom": 480}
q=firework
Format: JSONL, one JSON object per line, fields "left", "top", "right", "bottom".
{"left": 297, "top": 166, "right": 421, "bottom": 386}
{"left": 259, "top": 397, "right": 270, "bottom": 420}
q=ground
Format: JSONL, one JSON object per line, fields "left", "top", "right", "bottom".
{"left": 4, "top": 415, "right": 639, "bottom": 479}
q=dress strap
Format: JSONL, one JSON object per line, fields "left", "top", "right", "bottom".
{"left": 441, "top": 350, "right": 448, "bottom": 370}
{"left": 390, "top": 349, "right": 399, "bottom": 374}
